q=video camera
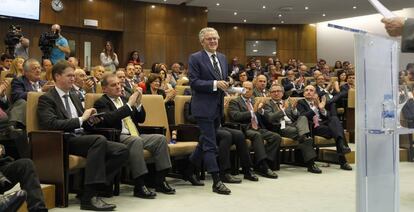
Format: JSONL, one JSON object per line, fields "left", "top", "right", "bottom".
{"left": 38, "top": 31, "right": 59, "bottom": 59}
{"left": 3, "top": 25, "right": 23, "bottom": 55}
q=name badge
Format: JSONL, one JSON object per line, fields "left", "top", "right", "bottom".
{"left": 280, "top": 120, "right": 286, "bottom": 130}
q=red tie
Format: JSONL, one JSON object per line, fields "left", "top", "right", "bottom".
{"left": 310, "top": 102, "right": 319, "bottom": 128}
{"left": 245, "top": 100, "right": 258, "bottom": 130}
{"left": 0, "top": 107, "right": 8, "bottom": 120}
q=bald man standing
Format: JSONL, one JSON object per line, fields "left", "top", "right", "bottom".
{"left": 50, "top": 24, "right": 70, "bottom": 64}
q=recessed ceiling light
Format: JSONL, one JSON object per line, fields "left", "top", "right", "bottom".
{"left": 233, "top": 26, "right": 238, "bottom": 29}
{"left": 234, "top": 12, "right": 238, "bottom": 15}
{"left": 253, "top": 49, "right": 258, "bottom": 53}
{"left": 322, "top": 13, "right": 326, "bottom": 17}
{"left": 204, "top": 9, "right": 208, "bottom": 13}
{"left": 163, "top": 0, "right": 167, "bottom": 2}
{"left": 305, "top": 6, "right": 309, "bottom": 10}
{"left": 272, "top": 27, "right": 276, "bottom": 30}
{"left": 272, "top": 52, "right": 276, "bottom": 55}
{"left": 262, "top": 5, "right": 266, "bottom": 9}
{"left": 255, "top": 41, "right": 259, "bottom": 43}
{"left": 216, "top": 3, "right": 220, "bottom": 6}
{"left": 309, "top": 24, "right": 316, "bottom": 27}
{"left": 88, "top": 0, "right": 93, "bottom": 2}
{"left": 151, "top": 5, "right": 155, "bottom": 8}
{"left": 243, "top": 19, "right": 247, "bottom": 23}
{"left": 281, "top": 20, "right": 284, "bottom": 24}
{"left": 353, "top": 6, "right": 357, "bottom": 9}
{"left": 278, "top": 14, "right": 282, "bottom": 17}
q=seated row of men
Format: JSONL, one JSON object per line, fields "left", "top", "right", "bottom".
{"left": 0, "top": 58, "right": 352, "bottom": 211}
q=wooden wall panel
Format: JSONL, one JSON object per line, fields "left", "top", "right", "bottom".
{"left": 209, "top": 23, "right": 316, "bottom": 65}
{"left": 146, "top": 4, "right": 167, "bottom": 34}
{"left": 100, "top": 0, "right": 124, "bottom": 31}
{"left": 166, "top": 36, "right": 184, "bottom": 66}
{"left": 145, "top": 34, "right": 166, "bottom": 66}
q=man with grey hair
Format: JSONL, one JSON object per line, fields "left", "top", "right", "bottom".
{"left": 188, "top": 27, "right": 231, "bottom": 195}
{"left": 10, "top": 59, "right": 54, "bottom": 127}
{"left": 68, "top": 57, "right": 79, "bottom": 69}
{"left": 50, "top": 24, "right": 70, "bottom": 64}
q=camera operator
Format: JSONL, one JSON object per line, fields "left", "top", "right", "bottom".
{"left": 13, "top": 26, "right": 29, "bottom": 60}
{"left": 50, "top": 24, "right": 70, "bottom": 64}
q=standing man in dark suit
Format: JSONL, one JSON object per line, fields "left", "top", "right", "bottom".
{"left": 228, "top": 81, "right": 280, "bottom": 178}
{"left": 94, "top": 74, "right": 174, "bottom": 198}
{"left": 37, "top": 61, "right": 129, "bottom": 211}
{"left": 296, "top": 85, "right": 352, "bottom": 171}
{"left": 382, "top": 17, "right": 414, "bottom": 52}
{"left": 188, "top": 27, "right": 231, "bottom": 195}
{"left": 263, "top": 84, "right": 321, "bottom": 173}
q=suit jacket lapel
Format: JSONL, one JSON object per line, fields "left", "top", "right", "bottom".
{"left": 69, "top": 92, "right": 84, "bottom": 117}
{"left": 51, "top": 88, "right": 70, "bottom": 119}
{"left": 103, "top": 94, "right": 118, "bottom": 111}
{"left": 217, "top": 54, "right": 226, "bottom": 79}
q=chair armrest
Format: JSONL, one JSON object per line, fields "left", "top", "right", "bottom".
{"left": 139, "top": 126, "right": 166, "bottom": 135}
{"left": 29, "top": 130, "right": 68, "bottom": 185}
{"left": 88, "top": 128, "right": 121, "bottom": 142}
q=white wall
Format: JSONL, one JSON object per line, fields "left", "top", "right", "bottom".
{"left": 317, "top": 8, "right": 414, "bottom": 70}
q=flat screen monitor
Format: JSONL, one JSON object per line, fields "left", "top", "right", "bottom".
{"left": 0, "top": 0, "right": 40, "bottom": 21}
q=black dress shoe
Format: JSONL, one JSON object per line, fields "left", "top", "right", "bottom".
{"left": 220, "top": 173, "right": 242, "bottom": 184}
{"left": 80, "top": 196, "right": 116, "bottom": 211}
{"left": 340, "top": 163, "right": 353, "bottom": 171}
{"left": 155, "top": 181, "right": 176, "bottom": 194}
{"left": 307, "top": 164, "right": 322, "bottom": 174}
{"left": 0, "top": 190, "right": 27, "bottom": 212}
{"left": 243, "top": 170, "right": 259, "bottom": 182}
{"left": 183, "top": 173, "right": 204, "bottom": 186}
{"left": 256, "top": 168, "right": 278, "bottom": 179}
{"left": 212, "top": 181, "right": 231, "bottom": 195}
{"left": 133, "top": 185, "right": 157, "bottom": 199}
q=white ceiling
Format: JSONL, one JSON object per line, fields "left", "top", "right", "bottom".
{"left": 135, "top": 0, "right": 414, "bottom": 24}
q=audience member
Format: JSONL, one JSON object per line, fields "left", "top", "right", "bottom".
{"left": 95, "top": 74, "right": 175, "bottom": 198}
{"left": 127, "top": 50, "right": 143, "bottom": 66}
{"left": 228, "top": 81, "right": 280, "bottom": 178}
{"left": 296, "top": 85, "right": 352, "bottom": 171}
{"left": 263, "top": 84, "right": 320, "bottom": 173}
{"left": 100, "top": 41, "right": 119, "bottom": 72}
{"left": 7, "top": 57, "right": 25, "bottom": 78}
{"left": 42, "top": 59, "right": 53, "bottom": 81}
{"left": 252, "top": 74, "right": 268, "bottom": 97}
{"left": 0, "top": 54, "right": 13, "bottom": 72}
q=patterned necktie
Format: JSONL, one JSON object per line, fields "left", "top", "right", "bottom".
{"left": 211, "top": 54, "right": 222, "bottom": 80}
{"left": 245, "top": 99, "right": 258, "bottom": 130}
{"left": 310, "top": 102, "right": 320, "bottom": 128}
{"left": 62, "top": 94, "right": 73, "bottom": 118}
{"left": 114, "top": 98, "right": 139, "bottom": 136}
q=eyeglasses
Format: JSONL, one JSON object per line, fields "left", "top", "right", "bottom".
{"left": 205, "top": 37, "right": 218, "bottom": 41}
{"left": 270, "top": 90, "right": 283, "bottom": 93}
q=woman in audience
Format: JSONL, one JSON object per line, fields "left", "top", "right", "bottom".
{"left": 145, "top": 73, "right": 176, "bottom": 124}
{"left": 100, "top": 41, "right": 119, "bottom": 72}
{"left": 334, "top": 60, "right": 342, "bottom": 69}
{"left": 159, "top": 69, "right": 173, "bottom": 90}
{"left": 7, "top": 57, "right": 24, "bottom": 78}
{"left": 128, "top": 50, "right": 143, "bottom": 66}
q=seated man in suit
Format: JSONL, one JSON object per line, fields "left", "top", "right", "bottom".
{"left": 184, "top": 100, "right": 258, "bottom": 183}
{"left": 282, "top": 70, "right": 305, "bottom": 97}
{"left": 94, "top": 74, "right": 175, "bottom": 198}
{"left": 228, "top": 81, "right": 280, "bottom": 178}
{"left": 115, "top": 69, "right": 132, "bottom": 99}
{"left": 0, "top": 144, "right": 48, "bottom": 212}
{"left": 72, "top": 68, "right": 93, "bottom": 106}
{"left": 37, "top": 60, "right": 129, "bottom": 211}
{"left": 263, "top": 84, "right": 321, "bottom": 173}
{"left": 10, "top": 59, "right": 55, "bottom": 127}
{"left": 252, "top": 74, "right": 268, "bottom": 97}
{"left": 124, "top": 64, "right": 138, "bottom": 91}
{"left": 296, "top": 85, "right": 352, "bottom": 171}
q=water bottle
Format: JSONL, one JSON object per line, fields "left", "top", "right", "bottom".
{"left": 170, "top": 130, "right": 177, "bottom": 144}
{"left": 382, "top": 94, "right": 395, "bottom": 132}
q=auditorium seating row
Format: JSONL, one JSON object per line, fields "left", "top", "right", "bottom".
{"left": 25, "top": 87, "right": 355, "bottom": 207}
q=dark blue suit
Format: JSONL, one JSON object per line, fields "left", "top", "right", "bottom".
{"left": 188, "top": 50, "right": 228, "bottom": 173}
